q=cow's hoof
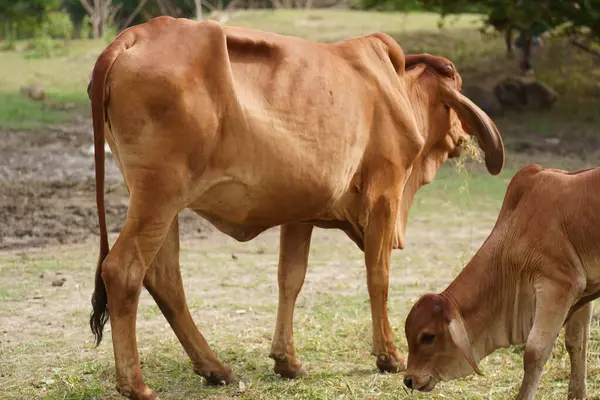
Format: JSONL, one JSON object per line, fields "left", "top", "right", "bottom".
{"left": 274, "top": 360, "right": 308, "bottom": 379}
{"left": 196, "top": 365, "right": 237, "bottom": 386}
{"left": 270, "top": 354, "right": 308, "bottom": 379}
{"left": 116, "top": 384, "right": 159, "bottom": 400}
{"left": 376, "top": 352, "right": 405, "bottom": 374}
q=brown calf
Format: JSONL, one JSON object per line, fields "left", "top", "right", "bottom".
{"left": 404, "top": 164, "right": 599, "bottom": 400}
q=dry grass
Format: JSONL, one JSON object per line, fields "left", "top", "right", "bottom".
{"left": 1, "top": 166, "right": 599, "bottom": 400}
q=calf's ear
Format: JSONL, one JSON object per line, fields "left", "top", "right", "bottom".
{"left": 447, "top": 317, "right": 484, "bottom": 376}
{"left": 440, "top": 84, "right": 504, "bottom": 176}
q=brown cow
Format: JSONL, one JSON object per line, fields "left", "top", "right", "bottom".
{"left": 88, "top": 16, "right": 504, "bottom": 399}
{"left": 404, "top": 164, "right": 599, "bottom": 400}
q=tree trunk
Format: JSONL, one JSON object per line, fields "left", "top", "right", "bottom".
{"left": 91, "top": 15, "right": 101, "bottom": 38}
{"left": 79, "top": 0, "right": 117, "bottom": 38}
{"left": 520, "top": 35, "right": 533, "bottom": 74}
{"left": 122, "top": 0, "right": 149, "bottom": 29}
{"left": 156, "top": 0, "right": 179, "bottom": 16}
{"left": 505, "top": 27, "right": 513, "bottom": 56}
{"left": 195, "top": 0, "right": 203, "bottom": 20}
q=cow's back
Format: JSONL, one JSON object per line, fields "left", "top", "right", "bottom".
{"left": 497, "top": 165, "right": 600, "bottom": 296}
{"left": 103, "top": 18, "right": 384, "bottom": 229}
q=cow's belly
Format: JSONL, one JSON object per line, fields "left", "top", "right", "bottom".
{"left": 187, "top": 167, "right": 343, "bottom": 232}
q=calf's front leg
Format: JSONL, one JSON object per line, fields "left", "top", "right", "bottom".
{"left": 516, "top": 283, "right": 574, "bottom": 400}
{"left": 364, "top": 193, "right": 403, "bottom": 373}
{"left": 565, "top": 302, "right": 593, "bottom": 400}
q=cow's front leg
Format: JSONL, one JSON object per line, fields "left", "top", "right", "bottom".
{"left": 269, "top": 223, "right": 313, "bottom": 378}
{"left": 516, "top": 282, "right": 574, "bottom": 400}
{"left": 364, "top": 193, "right": 404, "bottom": 373}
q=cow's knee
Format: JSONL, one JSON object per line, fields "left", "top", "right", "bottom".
{"left": 101, "top": 255, "right": 144, "bottom": 302}
{"left": 523, "top": 344, "right": 545, "bottom": 368}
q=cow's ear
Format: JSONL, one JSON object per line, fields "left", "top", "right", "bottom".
{"left": 447, "top": 317, "right": 484, "bottom": 376}
{"left": 440, "top": 84, "right": 504, "bottom": 176}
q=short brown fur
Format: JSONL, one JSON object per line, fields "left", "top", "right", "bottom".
{"left": 88, "top": 17, "right": 504, "bottom": 399}
{"left": 404, "top": 164, "right": 599, "bottom": 400}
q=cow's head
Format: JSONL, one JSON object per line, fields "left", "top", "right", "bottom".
{"left": 403, "top": 293, "right": 482, "bottom": 392}
{"left": 406, "top": 57, "right": 503, "bottom": 180}
{"left": 392, "top": 56, "right": 504, "bottom": 249}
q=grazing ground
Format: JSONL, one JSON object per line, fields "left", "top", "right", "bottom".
{"left": 1, "top": 9, "right": 599, "bottom": 400}
{"left": 1, "top": 166, "right": 599, "bottom": 400}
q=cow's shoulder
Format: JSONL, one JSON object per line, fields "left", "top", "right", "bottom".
{"left": 223, "top": 25, "right": 317, "bottom": 61}
{"left": 501, "top": 164, "right": 544, "bottom": 213}
{"left": 224, "top": 26, "right": 279, "bottom": 51}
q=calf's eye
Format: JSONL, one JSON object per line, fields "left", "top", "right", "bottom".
{"left": 420, "top": 334, "right": 435, "bottom": 344}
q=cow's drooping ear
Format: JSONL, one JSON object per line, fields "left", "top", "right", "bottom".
{"left": 447, "top": 317, "right": 483, "bottom": 376}
{"left": 440, "top": 84, "right": 504, "bottom": 176}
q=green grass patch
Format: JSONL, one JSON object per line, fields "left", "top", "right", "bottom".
{"left": 0, "top": 91, "right": 88, "bottom": 130}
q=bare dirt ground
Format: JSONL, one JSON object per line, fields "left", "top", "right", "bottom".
{"left": 0, "top": 119, "right": 210, "bottom": 250}
{"left": 2, "top": 110, "right": 599, "bottom": 251}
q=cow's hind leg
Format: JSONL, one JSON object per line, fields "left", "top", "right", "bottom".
{"left": 102, "top": 192, "right": 181, "bottom": 400}
{"left": 565, "top": 302, "right": 592, "bottom": 400}
{"left": 269, "top": 223, "right": 313, "bottom": 378}
{"left": 143, "top": 216, "right": 234, "bottom": 385}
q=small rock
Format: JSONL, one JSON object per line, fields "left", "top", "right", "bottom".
{"left": 256, "top": 248, "right": 265, "bottom": 255}
{"left": 237, "top": 380, "right": 246, "bottom": 394}
{"left": 494, "top": 75, "right": 557, "bottom": 110}
{"left": 39, "top": 273, "right": 44, "bottom": 278}
{"left": 544, "top": 137, "right": 561, "bottom": 146}
{"left": 231, "top": 254, "right": 238, "bottom": 260}
{"left": 52, "top": 278, "right": 66, "bottom": 287}
{"left": 235, "top": 309, "right": 246, "bottom": 314}
{"left": 19, "top": 85, "right": 46, "bottom": 101}
{"left": 33, "top": 294, "right": 44, "bottom": 300}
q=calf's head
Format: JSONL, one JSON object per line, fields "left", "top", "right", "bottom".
{"left": 403, "top": 293, "right": 482, "bottom": 392}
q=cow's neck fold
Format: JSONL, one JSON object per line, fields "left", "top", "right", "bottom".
{"left": 442, "top": 240, "right": 518, "bottom": 364}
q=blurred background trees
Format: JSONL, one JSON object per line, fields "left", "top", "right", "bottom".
{"left": 1, "top": 0, "right": 598, "bottom": 42}
{"left": 0, "top": 0, "right": 598, "bottom": 70}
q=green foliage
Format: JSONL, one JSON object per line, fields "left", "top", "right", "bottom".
{"left": 357, "top": 0, "right": 600, "bottom": 43}
{"left": 0, "top": 0, "right": 62, "bottom": 39}
{"left": 40, "top": 11, "right": 74, "bottom": 40}
{"left": 78, "top": 15, "right": 92, "bottom": 39}
{"left": 29, "top": 35, "right": 56, "bottom": 58}
{"left": 103, "top": 25, "right": 119, "bottom": 44}
{"left": 25, "top": 11, "right": 73, "bottom": 60}
{"left": 423, "top": 0, "right": 600, "bottom": 40}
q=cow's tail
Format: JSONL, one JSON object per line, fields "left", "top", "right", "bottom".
{"left": 89, "top": 31, "right": 136, "bottom": 346}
